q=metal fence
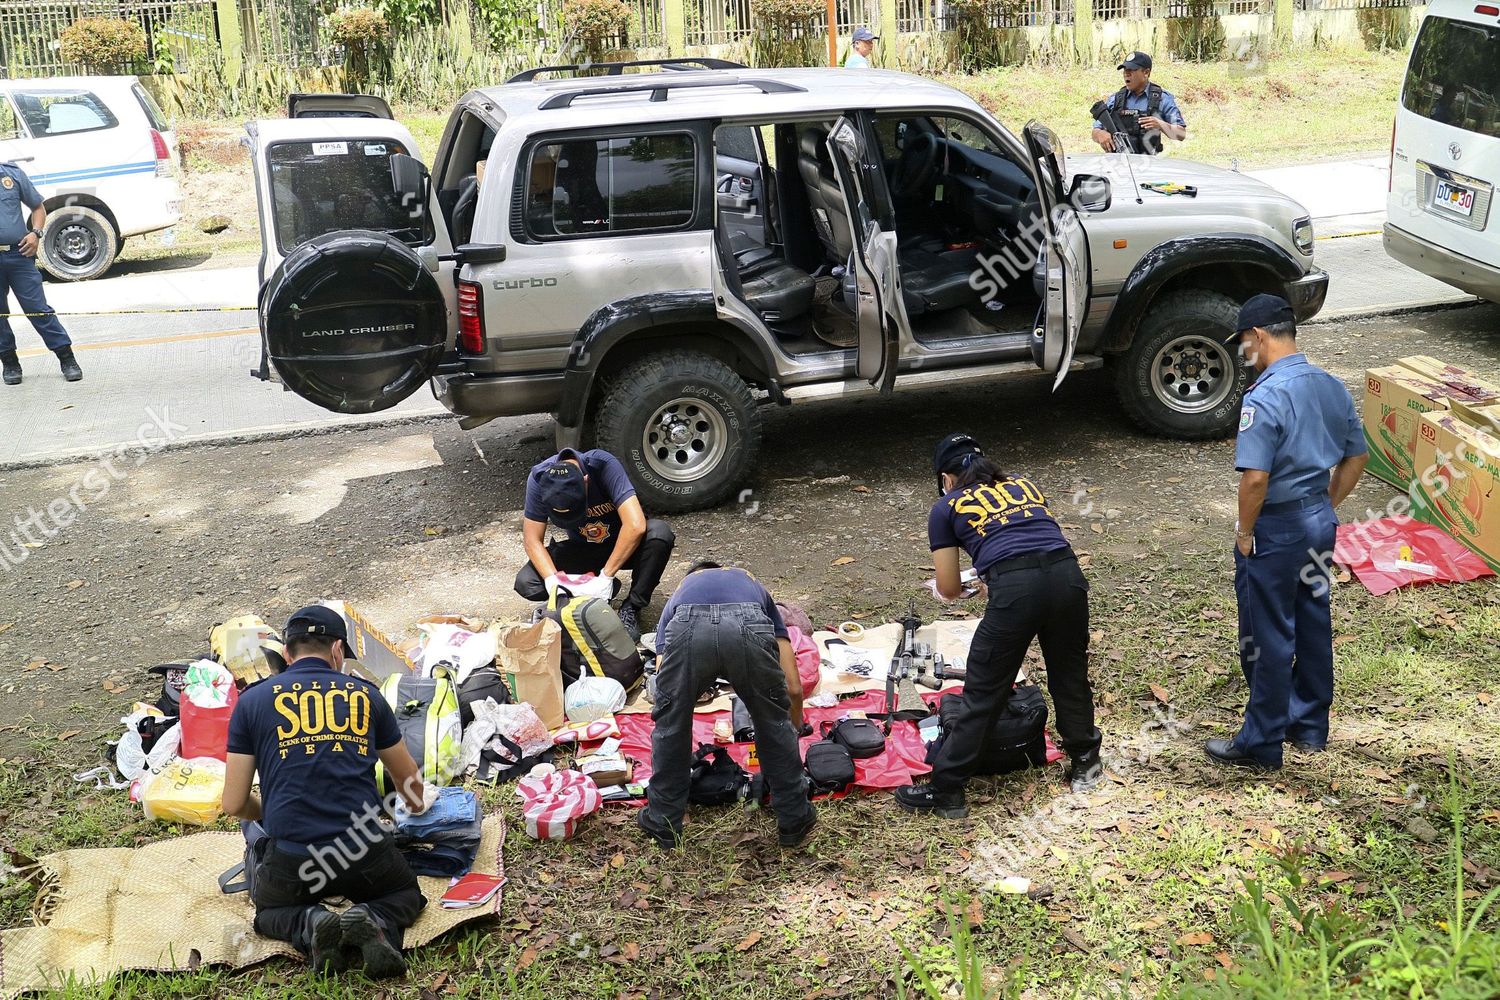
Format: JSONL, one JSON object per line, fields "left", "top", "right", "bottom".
{"left": 238, "top": 0, "right": 325, "bottom": 68}
{"left": 685, "top": 0, "right": 752, "bottom": 44}
{"left": 1295, "top": 0, "right": 1410, "bottom": 8}
{"left": 905, "top": 0, "right": 1074, "bottom": 30}
{"left": 0, "top": 0, "right": 218, "bottom": 77}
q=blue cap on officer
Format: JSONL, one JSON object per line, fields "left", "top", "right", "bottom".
{"left": 1226, "top": 293, "right": 1296, "bottom": 344}
{"left": 532, "top": 450, "right": 589, "bottom": 526}
{"left": 853, "top": 26, "right": 877, "bottom": 41}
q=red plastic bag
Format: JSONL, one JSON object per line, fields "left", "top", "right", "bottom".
{"left": 787, "top": 626, "right": 821, "bottom": 696}
{"left": 179, "top": 661, "right": 239, "bottom": 761}
{"left": 1334, "top": 517, "right": 1494, "bottom": 596}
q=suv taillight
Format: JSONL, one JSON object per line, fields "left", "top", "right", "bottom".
{"left": 458, "top": 280, "right": 485, "bottom": 354}
{"left": 150, "top": 129, "right": 171, "bottom": 177}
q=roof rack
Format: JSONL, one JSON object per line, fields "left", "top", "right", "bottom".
{"left": 537, "top": 76, "right": 805, "bottom": 110}
{"left": 508, "top": 58, "right": 747, "bottom": 83}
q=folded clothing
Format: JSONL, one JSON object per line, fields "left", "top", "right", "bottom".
{"left": 401, "top": 839, "right": 480, "bottom": 878}
{"left": 395, "top": 787, "right": 479, "bottom": 839}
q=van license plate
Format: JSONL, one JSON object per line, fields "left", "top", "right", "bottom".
{"left": 1433, "top": 180, "right": 1475, "bottom": 218}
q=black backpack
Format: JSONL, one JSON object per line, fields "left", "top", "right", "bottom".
{"left": 456, "top": 665, "right": 512, "bottom": 726}
{"left": 688, "top": 744, "right": 750, "bottom": 805}
{"left": 927, "top": 684, "right": 1049, "bottom": 774}
{"left": 825, "top": 718, "right": 886, "bottom": 759}
{"left": 804, "top": 739, "right": 856, "bottom": 795}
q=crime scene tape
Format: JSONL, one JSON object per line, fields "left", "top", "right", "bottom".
{"left": 1315, "top": 230, "right": 1381, "bottom": 241}
{"left": 1, "top": 305, "right": 256, "bottom": 318}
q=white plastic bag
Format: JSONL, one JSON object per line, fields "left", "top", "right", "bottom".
{"left": 565, "top": 676, "right": 627, "bottom": 723}
{"left": 114, "top": 707, "right": 182, "bottom": 784}
{"left": 418, "top": 624, "right": 497, "bottom": 685}
{"left": 459, "top": 699, "right": 553, "bottom": 775}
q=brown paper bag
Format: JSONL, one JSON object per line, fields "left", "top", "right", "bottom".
{"left": 490, "top": 618, "right": 565, "bottom": 730}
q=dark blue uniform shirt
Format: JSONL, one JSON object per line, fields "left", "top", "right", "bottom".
{"left": 0, "top": 162, "right": 42, "bottom": 245}
{"left": 226, "top": 656, "right": 401, "bottom": 851}
{"left": 523, "top": 448, "right": 637, "bottom": 546}
{"left": 659, "top": 568, "right": 787, "bottom": 653}
{"left": 928, "top": 474, "right": 1072, "bottom": 575}
{"left": 1235, "top": 354, "right": 1365, "bottom": 504}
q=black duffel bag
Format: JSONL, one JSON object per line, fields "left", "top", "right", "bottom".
{"left": 926, "top": 683, "right": 1049, "bottom": 775}
{"left": 804, "top": 738, "right": 856, "bottom": 795}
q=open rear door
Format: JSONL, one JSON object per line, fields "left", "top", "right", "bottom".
{"left": 245, "top": 118, "right": 457, "bottom": 413}
{"left": 826, "top": 117, "right": 899, "bottom": 394}
{"left": 1023, "top": 121, "right": 1088, "bottom": 391}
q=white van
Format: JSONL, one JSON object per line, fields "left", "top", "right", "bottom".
{"left": 1385, "top": 0, "right": 1500, "bottom": 302}
{"left": 0, "top": 76, "right": 181, "bottom": 281}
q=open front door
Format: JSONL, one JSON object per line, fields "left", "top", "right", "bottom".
{"left": 245, "top": 118, "right": 457, "bottom": 413}
{"left": 826, "top": 117, "right": 899, "bottom": 394}
{"left": 1023, "top": 121, "right": 1088, "bottom": 391}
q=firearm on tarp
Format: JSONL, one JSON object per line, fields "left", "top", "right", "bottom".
{"left": 884, "top": 599, "right": 930, "bottom": 733}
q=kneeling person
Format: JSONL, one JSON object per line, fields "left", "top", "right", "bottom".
{"left": 222, "top": 606, "right": 430, "bottom": 977}
{"left": 638, "top": 563, "right": 816, "bottom": 849}
{"left": 513, "top": 447, "right": 675, "bottom": 638}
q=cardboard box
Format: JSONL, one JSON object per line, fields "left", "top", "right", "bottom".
{"left": 320, "top": 600, "right": 416, "bottom": 681}
{"left": 1395, "top": 356, "right": 1500, "bottom": 404}
{"left": 1411, "top": 411, "right": 1500, "bottom": 571}
{"left": 1363, "top": 366, "right": 1451, "bottom": 489}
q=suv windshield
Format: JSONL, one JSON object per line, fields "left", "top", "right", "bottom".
{"left": 1402, "top": 15, "right": 1500, "bottom": 139}
{"left": 267, "top": 138, "right": 430, "bottom": 252}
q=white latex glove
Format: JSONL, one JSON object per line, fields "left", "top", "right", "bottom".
{"left": 409, "top": 783, "right": 438, "bottom": 816}
{"left": 599, "top": 573, "right": 616, "bottom": 594}
{"left": 543, "top": 574, "right": 560, "bottom": 599}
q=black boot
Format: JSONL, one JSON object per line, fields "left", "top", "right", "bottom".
{"left": 894, "top": 783, "right": 969, "bottom": 819}
{"left": 55, "top": 347, "right": 82, "bottom": 382}
{"left": 1064, "top": 728, "right": 1105, "bottom": 794}
{"left": 1, "top": 351, "right": 19, "bottom": 386}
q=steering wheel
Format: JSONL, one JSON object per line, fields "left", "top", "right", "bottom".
{"left": 891, "top": 132, "right": 940, "bottom": 199}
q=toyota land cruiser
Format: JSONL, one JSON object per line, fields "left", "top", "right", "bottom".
{"left": 247, "top": 62, "right": 1328, "bottom": 512}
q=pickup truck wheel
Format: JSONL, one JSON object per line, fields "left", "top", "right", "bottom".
{"left": 594, "top": 351, "right": 761, "bottom": 514}
{"left": 1114, "top": 290, "right": 1248, "bottom": 439}
{"left": 38, "top": 206, "right": 118, "bottom": 282}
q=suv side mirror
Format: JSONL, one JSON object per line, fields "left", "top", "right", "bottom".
{"left": 1067, "top": 174, "right": 1111, "bottom": 213}
{"left": 391, "top": 153, "right": 430, "bottom": 224}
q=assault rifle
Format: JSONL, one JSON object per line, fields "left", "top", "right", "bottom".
{"left": 884, "top": 599, "right": 931, "bottom": 733}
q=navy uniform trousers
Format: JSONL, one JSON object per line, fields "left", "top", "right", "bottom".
{"left": 1233, "top": 494, "right": 1338, "bottom": 767}
{"left": 0, "top": 247, "right": 70, "bottom": 354}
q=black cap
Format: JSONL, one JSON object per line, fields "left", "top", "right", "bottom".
{"left": 1118, "top": 51, "right": 1152, "bottom": 71}
{"left": 933, "top": 433, "right": 983, "bottom": 494}
{"left": 283, "top": 605, "right": 355, "bottom": 658}
{"left": 1225, "top": 293, "right": 1297, "bottom": 343}
{"left": 531, "top": 451, "right": 588, "bottom": 526}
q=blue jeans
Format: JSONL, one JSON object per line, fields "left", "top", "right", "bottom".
{"left": 645, "top": 603, "right": 814, "bottom": 835}
{"left": 1234, "top": 495, "right": 1339, "bottom": 766}
{"left": 0, "top": 247, "right": 70, "bottom": 353}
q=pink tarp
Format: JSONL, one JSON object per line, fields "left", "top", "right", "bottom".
{"left": 614, "top": 687, "right": 1061, "bottom": 796}
{"left": 1333, "top": 517, "right": 1493, "bottom": 596}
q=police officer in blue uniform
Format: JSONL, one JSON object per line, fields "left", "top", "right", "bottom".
{"left": 896, "top": 434, "right": 1104, "bottom": 818}
{"left": 1092, "top": 52, "right": 1187, "bottom": 154}
{"left": 1206, "top": 295, "right": 1368, "bottom": 771}
{"left": 0, "top": 160, "right": 79, "bottom": 386}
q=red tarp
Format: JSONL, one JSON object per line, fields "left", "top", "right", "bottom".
{"left": 1333, "top": 517, "right": 1494, "bottom": 596}
{"left": 613, "top": 687, "right": 1061, "bottom": 798}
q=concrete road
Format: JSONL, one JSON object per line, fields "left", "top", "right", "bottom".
{"left": 0, "top": 153, "right": 1480, "bottom": 469}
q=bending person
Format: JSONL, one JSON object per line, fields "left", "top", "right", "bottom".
{"left": 896, "top": 434, "right": 1104, "bottom": 818}
{"left": 513, "top": 447, "right": 675, "bottom": 638}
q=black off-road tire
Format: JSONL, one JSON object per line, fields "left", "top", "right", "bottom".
{"left": 594, "top": 351, "right": 762, "bottom": 514}
{"left": 1113, "top": 289, "right": 1248, "bottom": 440}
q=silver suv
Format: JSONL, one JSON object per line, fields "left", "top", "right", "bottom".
{"left": 247, "top": 63, "right": 1326, "bottom": 512}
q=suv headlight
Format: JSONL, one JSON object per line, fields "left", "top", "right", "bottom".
{"left": 1293, "top": 216, "right": 1314, "bottom": 256}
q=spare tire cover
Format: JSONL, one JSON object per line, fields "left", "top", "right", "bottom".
{"left": 262, "top": 231, "right": 447, "bottom": 414}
